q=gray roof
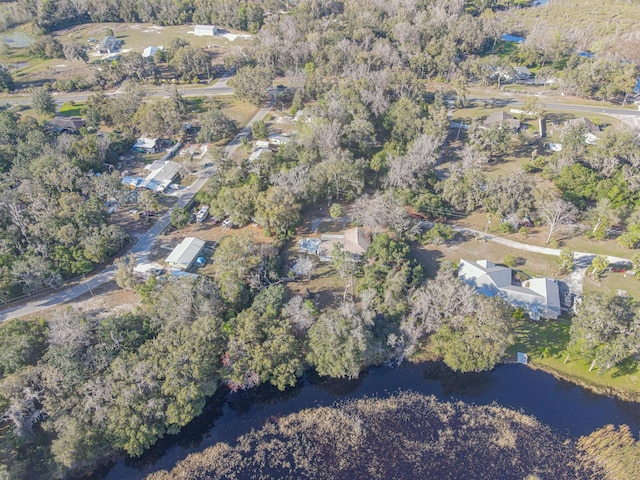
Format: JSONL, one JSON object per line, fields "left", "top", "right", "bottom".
{"left": 567, "top": 117, "right": 600, "bottom": 133}
{"left": 165, "top": 237, "right": 206, "bottom": 270}
{"left": 484, "top": 111, "right": 521, "bottom": 129}
{"left": 142, "top": 161, "right": 181, "bottom": 191}
{"left": 49, "top": 116, "right": 86, "bottom": 132}
{"left": 459, "top": 259, "right": 561, "bottom": 319}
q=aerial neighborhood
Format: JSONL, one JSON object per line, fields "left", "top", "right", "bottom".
{"left": 0, "top": 0, "right": 639, "bottom": 479}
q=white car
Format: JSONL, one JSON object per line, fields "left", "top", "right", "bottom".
{"left": 169, "top": 183, "right": 181, "bottom": 190}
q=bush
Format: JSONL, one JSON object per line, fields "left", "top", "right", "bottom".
{"left": 498, "top": 222, "right": 515, "bottom": 234}
{"left": 503, "top": 254, "right": 517, "bottom": 267}
{"left": 422, "top": 223, "right": 454, "bottom": 245}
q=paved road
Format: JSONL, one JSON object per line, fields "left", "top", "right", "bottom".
{"left": 1, "top": 85, "right": 635, "bottom": 320}
{"left": 0, "top": 90, "right": 274, "bottom": 322}
{"left": 0, "top": 76, "right": 234, "bottom": 108}
{"left": 469, "top": 97, "right": 640, "bottom": 118}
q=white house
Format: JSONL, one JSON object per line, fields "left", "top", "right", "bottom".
{"left": 459, "top": 259, "right": 561, "bottom": 320}
{"left": 142, "top": 160, "right": 182, "bottom": 192}
{"left": 268, "top": 134, "right": 292, "bottom": 146}
{"left": 165, "top": 237, "right": 206, "bottom": 270}
{"left": 194, "top": 25, "right": 218, "bottom": 36}
{"left": 133, "top": 137, "right": 160, "bottom": 154}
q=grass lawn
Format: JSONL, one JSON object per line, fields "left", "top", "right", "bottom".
{"left": 58, "top": 101, "right": 84, "bottom": 116}
{"left": 509, "top": 317, "right": 640, "bottom": 399}
{"left": 583, "top": 272, "right": 640, "bottom": 299}
{"left": 416, "top": 235, "right": 563, "bottom": 279}
{"left": 216, "top": 97, "right": 260, "bottom": 127}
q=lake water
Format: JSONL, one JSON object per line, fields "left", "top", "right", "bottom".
{"left": 101, "top": 361, "right": 640, "bottom": 480}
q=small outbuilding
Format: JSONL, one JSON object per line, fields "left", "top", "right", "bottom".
{"left": 194, "top": 25, "right": 218, "bottom": 36}
{"left": 165, "top": 237, "right": 206, "bottom": 270}
{"left": 142, "top": 45, "right": 163, "bottom": 58}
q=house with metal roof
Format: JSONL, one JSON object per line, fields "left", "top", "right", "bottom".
{"left": 459, "top": 259, "right": 561, "bottom": 320}
{"left": 165, "top": 237, "right": 206, "bottom": 270}
{"left": 194, "top": 25, "right": 218, "bottom": 36}
{"left": 133, "top": 137, "right": 160, "bottom": 154}
{"left": 97, "top": 36, "right": 119, "bottom": 54}
{"left": 142, "top": 160, "right": 182, "bottom": 192}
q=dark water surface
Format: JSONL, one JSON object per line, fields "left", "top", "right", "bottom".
{"left": 101, "top": 361, "right": 640, "bottom": 479}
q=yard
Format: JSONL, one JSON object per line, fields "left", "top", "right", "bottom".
{"left": 509, "top": 317, "right": 640, "bottom": 399}
{"left": 2, "top": 22, "right": 255, "bottom": 88}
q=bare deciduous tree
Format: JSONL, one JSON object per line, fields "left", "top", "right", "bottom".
{"left": 538, "top": 197, "right": 579, "bottom": 244}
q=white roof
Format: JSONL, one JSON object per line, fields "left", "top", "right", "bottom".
{"left": 165, "top": 237, "right": 206, "bottom": 269}
{"left": 195, "top": 24, "right": 216, "bottom": 30}
{"left": 134, "top": 137, "right": 159, "bottom": 149}
{"left": 142, "top": 161, "right": 181, "bottom": 190}
{"left": 249, "top": 148, "right": 271, "bottom": 161}
{"left": 459, "top": 259, "right": 561, "bottom": 319}
{"left": 142, "top": 46, "right": 162, "bottom": 57}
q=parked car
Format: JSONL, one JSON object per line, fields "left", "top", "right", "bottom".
{"left": 169, "top": 183, "right": 181, "bottom": 190}
{"left": 222, "top": 218, "right": 234, "bottom": 229}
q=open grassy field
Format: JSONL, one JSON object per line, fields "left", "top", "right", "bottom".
{"left": 2, "top": 22, "right": 255, "bottom": 87}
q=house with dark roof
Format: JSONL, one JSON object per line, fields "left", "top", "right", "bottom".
{"left": 49, "top": 116, "right": 86, "bottom": 133}
{"left": 97, "top": 36, "right": 119, "bottom": 55}
{"left": 459, "top": 259, "right": 561, "bottom": 320}
{"left": 565, "top": 117, "right": 601, "bottom": 144}
{"left": 482, "top": 111, "right": 521, "bottom": 131}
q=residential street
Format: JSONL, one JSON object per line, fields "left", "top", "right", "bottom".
{"left": 0, "top": 82, "right": 636, "bottom": 321}
{"left": 0, "top": 88, "right": 274, "bottom": 322}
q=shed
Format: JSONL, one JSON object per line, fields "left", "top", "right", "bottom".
{"left": 194, "top": 25, "right": 218, "bottom": 36}
{"left": 165, "top": 237, "right": 206, "bottom": 270}
{"left": 142, "top": 46, "right": 163, "bottom": 58}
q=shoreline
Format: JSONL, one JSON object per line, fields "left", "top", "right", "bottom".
{"left": 525, "top": 360, "right": 640, "bottom": 404}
